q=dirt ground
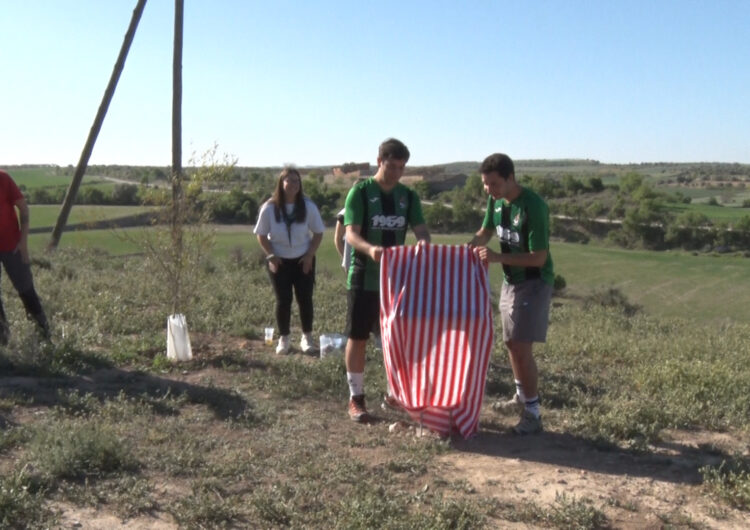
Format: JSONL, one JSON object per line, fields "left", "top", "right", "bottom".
{"left": 2, "top": 339, "right": 749, "bottom": 529}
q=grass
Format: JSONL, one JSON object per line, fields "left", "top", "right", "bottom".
{"left": 27, "top": 228, "right": 750, "bottom": 323}
{"left": 702, "top": 458, "right": 750, "bottom": 510}
{"left": 1, "top": 230, "right": 749, "bottom": 526}
{"left": 30, "top": 204, "right": 155, "bottom": 230}
{"left": 667, "top": 202, "right": 750, "bottom": 223}
{"left": 8, "top": 167, "right": 106, "bottom": 189}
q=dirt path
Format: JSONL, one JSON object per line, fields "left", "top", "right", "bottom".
{"left": 442, "top": 420, "right": 750, "bottom": 529}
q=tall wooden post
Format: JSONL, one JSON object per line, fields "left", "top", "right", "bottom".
{"left": 48, "top": 0, "right": 147, "bottom": 250}
{"left": 171, "top": 0, "right": 184, "bottom": 314}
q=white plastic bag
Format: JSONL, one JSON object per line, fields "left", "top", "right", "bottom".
{"left": 167, "top": 313, "right": 193, "bottom": 361}
{"left": 319, "top": 333, "right": 346, "bottom": 358}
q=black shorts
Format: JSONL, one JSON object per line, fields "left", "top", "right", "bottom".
{"left": 345, "top": 289, "right": 380, "bottom": 340}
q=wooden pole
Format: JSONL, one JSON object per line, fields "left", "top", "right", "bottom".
{"left": 171, "top": 0, "right": 184, "bottom": 313}
{"left": 48, "top": 0, "right": 148, "bottom": 250}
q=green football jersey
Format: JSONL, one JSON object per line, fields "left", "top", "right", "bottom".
{"left": 344, "top": 178, "right": 425, "bottom": 291}
{"left": 481, "top": 187, "right": 555, "bottom": 285}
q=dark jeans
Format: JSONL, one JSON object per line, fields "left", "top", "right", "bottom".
{"left": 268, "top": 256, "right": 315, "bottom": 336}
{"left": 0, "top": 249, "right": 49, "bottom": 343}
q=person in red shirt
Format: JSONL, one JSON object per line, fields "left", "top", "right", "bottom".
{"left": 0, "top": 169, "right": 50, "bottom": 344}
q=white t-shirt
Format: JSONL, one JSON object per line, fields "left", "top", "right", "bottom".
{"left": 254, "top": 198, "right": 325, "bottom": 259}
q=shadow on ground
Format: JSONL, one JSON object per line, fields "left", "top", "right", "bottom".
{"left": 0, "top": 348, "right": 265, "bottom": 424}
{"left": 451, "top": 422, "right": 728, "bottom": 487}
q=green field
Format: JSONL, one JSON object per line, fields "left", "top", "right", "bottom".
{"left": 30, "top": 204, "right": 155, "bottom": 230}
{"left": 411, "top": 234, "right": 750, "bottom": 322}
{"left": 6, "top": 167, "right": 106, "bottom": 189}
{"left": 667, "top": 202, "right": 750, "bottom": 223}
{"left": 28, "top": 227, "right": 750, "bottom": 323}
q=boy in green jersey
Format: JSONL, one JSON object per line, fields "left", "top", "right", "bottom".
{"left": 469, "top": 153, "right": 554, "bottom": 435}
{"left": 342, "top": 138, "right": 431, "bottom": 422}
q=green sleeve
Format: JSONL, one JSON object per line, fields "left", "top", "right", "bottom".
{"left": 481, "top": 195, "right": 495, "bottom": 230}
{"left": 344, "top": 185, "right": 364, "bottom": 226}
{"left": 527, "top": 198, "right": 550, "bottom": 251}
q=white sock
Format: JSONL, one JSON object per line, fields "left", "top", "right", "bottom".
{"left": 347, "top": 372, "right": 364, "bottom": 397}
{"left": 514, "top": 379, "right": 526, "bottom": 402}
{"left": 524, "top": 396, "right": 541, "bottom": 418}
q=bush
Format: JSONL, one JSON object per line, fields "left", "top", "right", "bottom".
{"left": 582, "top": 287, "right": 639, "bottom": 316}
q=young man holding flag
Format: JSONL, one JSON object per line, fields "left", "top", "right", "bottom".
{"left": 469, "top": 153, "right": 554, "bottom": 435}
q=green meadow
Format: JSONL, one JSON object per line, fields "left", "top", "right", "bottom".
{"left": 667, "top": 202, "right": 750, "bottom": 222}
{"left": 7, "top": 167, "right": 106, "bottom": 189}
{"left": 28, "top": 226, "right": 750, "bottom": 323}
{"left": 30, "top": 205, "right": 155, "bottom": 230}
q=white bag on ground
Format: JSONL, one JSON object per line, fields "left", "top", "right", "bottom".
{"left": 167, "top": 313, "right": 193, "bottom": 361}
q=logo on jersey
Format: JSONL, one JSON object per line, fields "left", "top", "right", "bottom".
{"left": 369, "top": 197, "right": 379, "bottom": 203}
{"left": 399, "top": 196, "right": 408, "bottom": 210}
{"left": 371, "top": 215, "right": 406, "bottom": 230}
{"left": 496, "top": 226, "right": 520, "bottom": 246}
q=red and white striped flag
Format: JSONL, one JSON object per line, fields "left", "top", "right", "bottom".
{"left": 380, "top": 244, "right": 493, "bottom": 438}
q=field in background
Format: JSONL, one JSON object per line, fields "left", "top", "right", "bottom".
{"left": 28, "top": 227, "right": 750, "bottom": 323}
{"left": 30, "top": 205, "right": 155, "bottom": 230}
{"left": 667, "top": 201, "right": 750, "bottom": 221}
{"left": 8, "top": 167, "right": 105, "bottom": 189}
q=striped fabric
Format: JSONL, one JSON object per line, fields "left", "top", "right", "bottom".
{"left": 380, "top": 244, "right": 493, "bottom": 438}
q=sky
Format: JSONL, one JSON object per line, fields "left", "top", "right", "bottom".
{"left": 2, "top": 0, "right": 749, "bottom": 168}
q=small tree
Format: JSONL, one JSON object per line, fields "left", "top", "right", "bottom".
{"left": 124, "top": 147, "right": 236, "bottom": 317}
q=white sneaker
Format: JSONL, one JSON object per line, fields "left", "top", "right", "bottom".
{"left": 275, "top": 335, "right": 290, "bottom": 354}
{"left": 300, "top": 333, "right": 317, "bottom": 354}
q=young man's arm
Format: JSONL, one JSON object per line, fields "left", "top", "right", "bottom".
{"left": 412, "top": 223, "right": 431, "bottom": 243}
{"left": 346, "top": 224, "right": 382, "bottom": 262}
{"left": 14, "top": 197, "right": 30, "bottom": 264}
{"left": 480, "top": 247, "right": 548, "bottom": 267}
{"left": 333, "top": 221, "right": 345, "bottom": 258}
{"left": 468, "top": 227, "right": 493, "bottom": 247}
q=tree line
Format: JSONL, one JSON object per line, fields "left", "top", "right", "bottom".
{"left": 24, "top": 167, "right": 750, "bottom": 253}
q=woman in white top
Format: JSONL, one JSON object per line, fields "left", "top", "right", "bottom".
{"left": 254, "top": 168, "right": 324, "bottom": 354}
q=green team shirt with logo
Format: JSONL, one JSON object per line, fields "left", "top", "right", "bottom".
{"left": 344, "top": 177, "right": 425, "bottom": 291}
{"left": 481, "top": 186, "right": 555, "bottom": 285}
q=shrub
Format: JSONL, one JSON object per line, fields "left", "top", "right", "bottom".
{"left": 701, "top": 459, "right": 750, "bottom": 510}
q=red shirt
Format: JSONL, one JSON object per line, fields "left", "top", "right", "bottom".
{"left": 0, "top": 170, "right": 23, "bottom": 252}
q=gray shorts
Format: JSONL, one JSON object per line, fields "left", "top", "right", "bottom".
{"left": 499, "top": 279, "right": 553, "bottom": 343}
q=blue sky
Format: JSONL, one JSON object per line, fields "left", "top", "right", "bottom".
{"left": 2, "top": 0, "right": 749, "bottom": 167}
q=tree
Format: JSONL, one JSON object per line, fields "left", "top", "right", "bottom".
{"left": 619, "top": 172, "right": 644, "bottom": 194}
{"left": 111, "top": 184, "right": 139, "bottom": 205}
{"left": 451, "top": 194, "right": 483, "bottom": 232}
{"left": 665, "top": 211, "right": 712, "bottom": 250}
{"left": 586, "top": 176, "right": 604, "bottom": 193}
{"left": 423, "top": 201, "right": 452, "bottom": 233}
{"left": 463, "top": 173, "right": 485, "bottom": 205}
